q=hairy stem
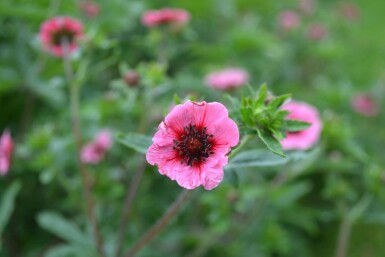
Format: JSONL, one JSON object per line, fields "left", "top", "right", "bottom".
{"left": 115, "top": 158, "right": 147, "bottom": 257}
{"left": 123, "top": 190, "right": 193, "bottom": 257}
{"left": 62, "top": 41, "right": 106, "bottom": 257}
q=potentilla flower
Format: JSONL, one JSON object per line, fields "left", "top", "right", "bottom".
{"left": 146, "top": 101, "right": 239, "bottom": 190}
{"left": 298, "top": 0, "right": 315, "bottom": 15}
{"left": 81, "top": 130, "right": 112, "bottom": 164}
{"left": 280, "top": 101, "right": 322, "bottom": 150}
{"left": 351, "top": 93, "right": 379, "bottom": 117}
{"left": 278, "top": 10, "right": 300, "bottom": 31}
{"left": 79, "top": 1, "right": 100, "bottom": 18}
{"left": 0, "top": 129, "right": 13, "bottom": 176}
{"left": 39, "top": 16, "right": 84, "bottom": 57}
{"left": 204, "top": 68, "right": 249, "bottom": 91}
{"left": 339, "top": 3, "right": 360, "bottom": 21}
{"left": 141, "top": 8, "right": 190, "bottom": 27}
{"left": 307, "top": 23, "right": 328, "bottom": 41}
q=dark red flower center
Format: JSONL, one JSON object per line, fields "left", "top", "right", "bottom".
{"left": 173, "top": 124, "right": 215, "bottom": 166}
{"left": 52, "top": 29, "right": 76, "bottom": 46}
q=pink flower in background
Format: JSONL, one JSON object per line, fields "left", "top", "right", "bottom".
{"left": 0, "top": 130, "right": 13, "bottom": 175}
{"left": 307, "top": 23, "right": 328, "bottom": 41}
{"left": 141, "top": 8, "right": 190, "bottom": 27}
{"left": 298, "top": 0, "right": 315, "bottom": 15}
{"left": 278, "top": 10, "right": 300, "bottom": 31}
{"left": 79, "top": 1, "right": 100, "bottom": 18}
{"left": 146, "top": 101, "right": 239, "bottom": 190}
{"left": 204, "top": 68, "right": 249, "bottom": 91}
{"left": 339, "top": 3, "right": 360, "bottom": 21}
{"left": 81, "top": 130, "right": 112, "bottom": 164}
{"left": 280, "top": 101, "right": 322, "bottom": 150}
{"left": 351, "top": 93, "right": 379, "bottom": 117}
{"left": 39, "top": 16, "right": 84, "bottom": 57}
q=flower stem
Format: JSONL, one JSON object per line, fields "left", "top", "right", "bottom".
{"left": 115, "top": 158, "right": 147, "bottom": 257}
{"left": 334, "top": 218, "right": 352, "bottom": 257}
{"left": 229, "top": 134, "right": 253, "bottom": 160}
{"left": 123, "top": 189, "right": 193, "bottom": 257}
{"left": 62, "top": 41, "right": 106, "bottom": 257}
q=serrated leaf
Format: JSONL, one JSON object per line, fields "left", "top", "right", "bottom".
{"left": 0, "top": 181, "right": 21, "bottom": 235}
{"left": 284, "top": 120, "right": 311, "bottom": 132}
{"left": 227, "top": 149, "right": 288, "bottom": 168}
{"left": 268, "top": 94, "right": 291, "bottom": 110}
{"left": 115, "top": 132, "right": 152, "bottom": 154}
{"left": 255, "top": 83, "right": 268, "bottom": 106}
{"left": 256, "top": 128, "right": 285, "bottom": 157}
{"left": 37, "top": 212, "right": 92, "bottom": 247}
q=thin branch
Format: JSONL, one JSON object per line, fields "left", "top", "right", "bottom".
{"left": 62, "top": 40, "right": 106, "bottom": 257}
{"left": 115, "top": 158, "right": 147, "bottom": 257}
{"left": 123, "top": 189, "right": 193, "bottom": 257}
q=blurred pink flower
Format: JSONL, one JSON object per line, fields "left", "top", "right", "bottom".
{"left": 339, "top": 3, "right": 361, "bottom": 21}
{"left": 0, "top": 130, "right": 13, "bottom": 175}
{"left": 307, "top": 23, "right": 328, "bottom": 41}
{"left": 298, "top": 0, "right": 315, "bottom": 15}
{"left": 39, "top": 16, "right": 84, "bottom": 57}
{"left": 278, "top": 10, "right": 300, "bottom": 31}
{"left": 351, "top": 93, "right": 379, "bottom": 117}
{"left": 141, "top": 8, "right": 190, "bottom": 27}
{"left": 146, "top": 101, "right": 239, "bottom": 190}
{"left": 81, "top": 130, "right": 112, "bottom": 164}
{"left": 79, "top": 1, "right": 100, "bottom": 18}
{"left": 280, "top": 101, "right": 322, "bottom": 150}
{"left": 204, "top": 68, "right": 249, "bottom": 91}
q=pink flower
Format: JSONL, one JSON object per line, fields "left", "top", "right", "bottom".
{"left": 351, "top": 93, "right": 379, "bottom": 117}
{"left": 39, "top": 16, "right": 84, "bottom": 57}
{"left": 204, "top": 68, "right": 249, "bottom": 91}
{"left": 339, "top": 3, "right": 360, "bottom": 21}
{"left": 280, "top": 101, "right": 322, "bottom": 150}
{"left": 298, "top": 0, "right": 315, "bottom": 15}
{"left": 141, "top": 8, "right": 190, "bottom": 27}
{"left": 307, "top": 23, "right": 328, "bottom": 41}
{"left": 278, "top": 11, "right": 300, "bottom": 31}
{"left": 0, "top": 130, "right": 13, "bottom": 175}
{"left": 146, "top": 101, "right": 239, "bottom": 190}
{"left": 79, "top": 1, "right": 100, "bottom": 18}
{"left": 81, "top": 130, "right": 112, "bottom": 164}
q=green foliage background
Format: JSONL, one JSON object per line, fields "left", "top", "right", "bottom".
{"left": 1, "top": 0, "right": 385, "bottom": 257}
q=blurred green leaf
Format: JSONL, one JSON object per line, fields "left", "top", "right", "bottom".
{"left": 227, "top": 149, "right": 288, "bottom": 168}
{"left": 116, "top": 132, "right": 152, "bottom": 154}
{"left": 284, "top": 120, "right": 311, "bottom": 132}
{"left": 0, "top": 181, "right": 21, "bottom": 251}
{"left": 37, "top": 212, "right": 92, "bottom": 248}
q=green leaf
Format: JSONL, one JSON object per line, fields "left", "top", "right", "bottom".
{"left": 227, "top": 149, "right": 288, "bottom": 168}
{"left": 0, "top": 181, "right": 21, "bottom": 235}
{"left": 44, "top": 245, "right": 77, "bottom": 257}
{"left": 268, "top": 94, "right": 291, "bottom": 110}
{"left": 255, "top": 83, "right": 268, "bottom": 106}
{"left": 37, "top": 212, "right": 92, "bottom": 248}
{"left": 225, "top": 169, "right": 239, "bottom": 188}
{"left": 116, "top": 132, "right": 152, "bottom": 154}
{"left": 43, "top": 244, "right": 95, "bottom": 257}
{"left": 256, "top": 128, "right": 285, "bottom": 157}
{"left": 284, "top": 120, "right": 311, "bottom": 132}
